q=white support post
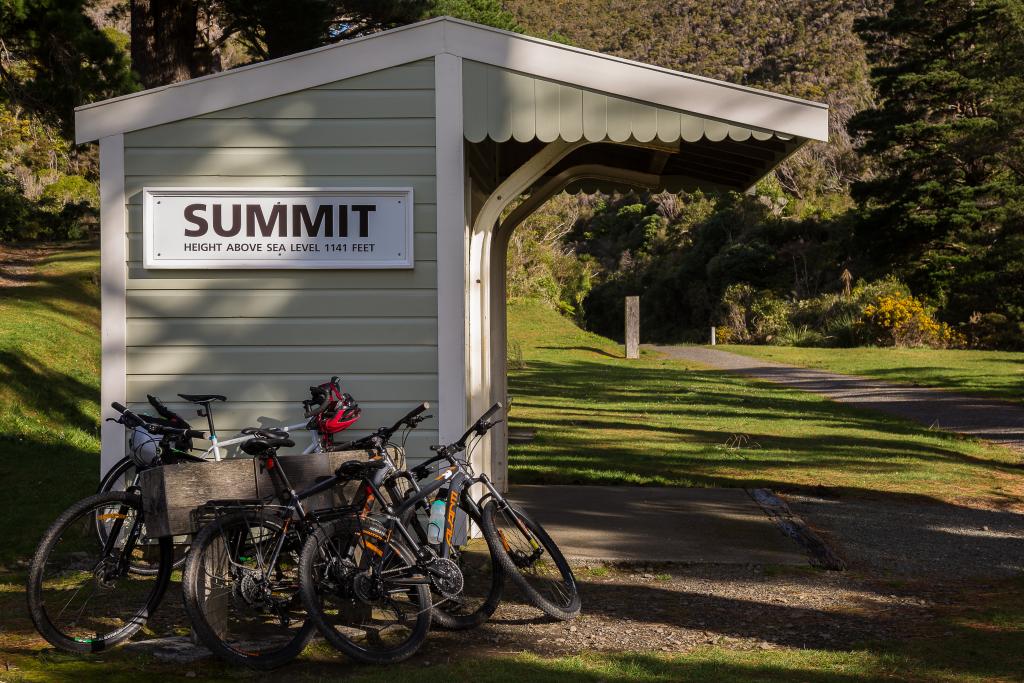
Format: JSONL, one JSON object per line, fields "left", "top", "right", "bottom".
{"left": 99, "top": 134, "right": 127, "bottom": 478}
{"left": 434, "top": 53, "right": 468, "bottom": 446}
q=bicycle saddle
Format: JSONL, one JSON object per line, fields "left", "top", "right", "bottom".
{"left": 239, "top": 428, "right": 294, "bottom": 455}
{"left": 335, "top": 458, "right": 388, "bottom": 480}
{"left": 178, "top": 393, "right": 227, "bottom": 403}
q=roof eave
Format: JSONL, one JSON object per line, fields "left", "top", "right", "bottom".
{"left": 75, "top": 17, "right": 828, "bottom": 145}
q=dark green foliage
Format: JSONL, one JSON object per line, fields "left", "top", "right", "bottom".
{"left": 849, "top": 0, "right": 1024, "bottom": 340}
{"left": 0, "top": 1, "right": 133, "bottom": 240}
{"left": 425, "top": 0, "right": 522, "bottom": 31}
{"left": 217, "top": 0, "right": 431, "bottom": 61}
{"left": 2, "top": 0, "right": 136, "bottom": 133}
{"left": 574, "top": 189, "right": 856, "bottom": 343}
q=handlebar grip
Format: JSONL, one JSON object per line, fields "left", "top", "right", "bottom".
{"left": 111, "top": 402, "right": 128, "bottom": 414}
{"left": 480, "top": 402, "right": 503, "bottom": 422}
{"left": 410, "top": 402, "right": 429, "bottom": 418}
{"left": 186, "top": 429, "right": 207, "bottom": 439}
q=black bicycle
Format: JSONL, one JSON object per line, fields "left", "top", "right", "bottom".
{"left": 333, "top": 406, "right": 506, "bottom": 631}
{"left": 94, "top": 396, "right": 209, "bottom": 575}
{"left": 297, "top": 403, "right": 578, "bottom": 667}
{"left": 179, "top": 408, "right": 442, "bottom": 669}
{"left": 406, "top": 402, "right": 580, "bottom": 621}
{"left": 26, "top": 403, "right": 206, "bottom": 653}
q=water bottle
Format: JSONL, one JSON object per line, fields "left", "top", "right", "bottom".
{"left": 427, "top": 490, "right": 447, "bottom": 544}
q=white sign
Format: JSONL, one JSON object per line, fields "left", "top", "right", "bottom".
{"left": 142, "top": 187, "right": 414, "bottom": 269}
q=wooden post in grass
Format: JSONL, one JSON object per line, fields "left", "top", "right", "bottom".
{"left": 625, "top": 296, "right": 640, "bottom": 359}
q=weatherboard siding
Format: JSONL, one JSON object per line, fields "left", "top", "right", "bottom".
{"left": 121, "top": 59, "right": 439, "bottom": 450}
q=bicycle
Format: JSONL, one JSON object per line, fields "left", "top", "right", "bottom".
{"left": 180, "top": 419, "right": 433, "bottom": 669}
{"left": 26, "top": 405, "right": 205, "bottom": 653}
{"left": 332, "top": 406, "right": 506, "bottom": 631}
{"left": 95, "top": 384, "right": 347, "bottom": 573}
{"left": 296, "top": 402, "right": 578, "bottom": 667}
{"left": 98, "top": 377, "right": 356, "bottom": 499}
{"left": 406, "top": 402, "right": 580, "bottom": 621}
{"left": 181, "top": 402, "right": 501, "bottom": 668}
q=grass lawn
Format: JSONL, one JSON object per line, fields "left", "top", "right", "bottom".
{"left": 0, "top": 244, "right": 101, "bottom": 565}
{"left": 506, "top": 300, "right": 1024, "bottom": 507}
{"left": 724, "top": 344, "right": 1024, "bottom": 403}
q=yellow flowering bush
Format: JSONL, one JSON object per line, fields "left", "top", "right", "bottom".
{"left": 863, "top": 294, "right": 965, "bottom": 348}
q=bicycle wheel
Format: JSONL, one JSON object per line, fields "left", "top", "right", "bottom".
{"left": 181, "top": 508, "right": 316, "bottom": 670}
{"left": 96, "top": 458, "right": 189, "bottom": 575}
{"left": 27, "top": 491, "right": 173, "bottom": 653}
{"left": 428, "top": 502, "right": 504, "bottom": 630}
{"left": 480, "top": 500, "right": 580, "bottom": 621}
{"left": 299, "top": 516, "right": 431, "bottom": 664}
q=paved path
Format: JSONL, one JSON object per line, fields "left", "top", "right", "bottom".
{"left": 648, "top": 345, "right": 1024, "bottom": 450}
{"left": 508, "top": 485, "right": 807, "bottom": 565}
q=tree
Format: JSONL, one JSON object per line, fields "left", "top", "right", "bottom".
{"left": 3, "top": 0, "right": 135, "bottom": 130}
{"left": 130, "top": 0, "right": 200, "bottom": 88}
{"left": 215, "top": 0, "right": 430, "bottom": 61}
{"left": 425, "top": 0, "right": 521, "bottom": 32}
{"left": 849, "top": 0, "right": 1024, "bottom": 335}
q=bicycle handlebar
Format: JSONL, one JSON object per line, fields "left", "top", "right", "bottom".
{"left": 336, "top": 402, "right": 431, "bottom": 451}
{"left": 411, "top": 402, "right": 504, "bottom": 478}
{"left": 384, "top": 402, "right": 430, "bottom": 438}
{"left": 455, "top": 401, "right": 503, "bottom": 448}
{"left": 111, "top": 402, "right": 206, "bottom": 439}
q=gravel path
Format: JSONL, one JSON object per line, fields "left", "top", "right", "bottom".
{"left": 649, "top": 345, "right": 1024, "bottom": 450}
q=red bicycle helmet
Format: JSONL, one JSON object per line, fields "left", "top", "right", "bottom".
{"left": 309, "top": 377, "right": 362, "bottom": 437}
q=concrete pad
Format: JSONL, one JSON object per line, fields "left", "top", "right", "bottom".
{"left": 507, "top": 485, "right": 808, "bottom": 565}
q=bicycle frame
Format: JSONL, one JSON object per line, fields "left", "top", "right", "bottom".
{"left": 201, "top": 420, "right": 320, "bottom": 461}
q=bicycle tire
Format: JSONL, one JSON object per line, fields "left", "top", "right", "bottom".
{"left": 480, "top": 500, "right": 580, "bottom": 621}
{"left": 27, "top": 491, "right": 173, "bottom": 653}
{"left": 97, "top": 457, "right": 136, "bottom": 495}
{"left": 181, "top": 509, "right": 317, "bottom": 670}
{"left": 299, "top": 517, "right": 431, "bottom": 664}
{"left": 428, "top": 502, "right": 504, "bottom": 630}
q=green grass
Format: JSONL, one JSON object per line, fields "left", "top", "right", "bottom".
{"left": 506, "top": 300, "right": 1023, "bottom": 505}
{"left": 0, "top": 244, "right": 101, "bottom": 565}
{"left": 724, "top": 344, "right": 1024, "bottom": 403}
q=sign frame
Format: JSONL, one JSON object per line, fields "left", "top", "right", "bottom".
{"left": 141, "top": 186, "right": 415, "bottom": 270}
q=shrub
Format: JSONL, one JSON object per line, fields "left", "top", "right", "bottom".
{"left": 824, "top": 311, "right": 870, "bottom": 347}
{"left": 720, "top": 284, "right": 792, "bottom": 343}
{"left": 773, "top": 324, "right": 827, "bottom": 347}
{"left": 862, "top": 293, "right": 965, "bottom": 348}
{"left": 962, "top": 312, "right": 1024, "bottom": 350}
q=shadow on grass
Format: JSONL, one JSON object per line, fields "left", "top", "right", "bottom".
{"left": 508, "top": 359, "right": 1023, "bottom": 491}
{"left": 0, "top": 350, "right": 100, "bottom": 437}
{"left": 0, "top": 435, "right": 97, "bottom": 565}
{"left": 847, "top": 364, "right": 1024, "bottom": 401}
{"left": 538, "top": 345, "right": 623, "bottom": 359}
